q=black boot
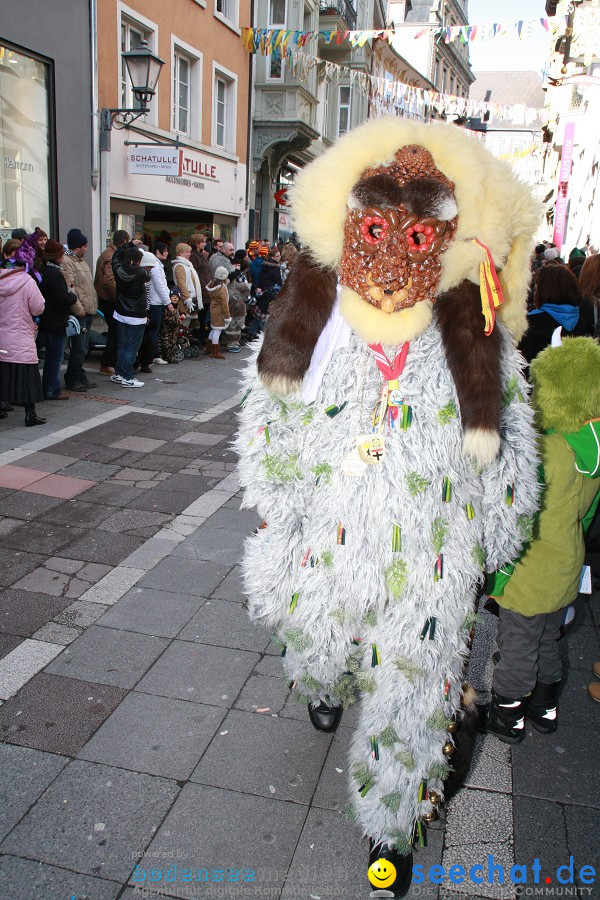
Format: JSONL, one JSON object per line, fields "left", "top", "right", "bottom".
{"left": 24, "top": 405, "right": 46, "bottom": 427}
{"left": 527, "top": 681, "right": 560, "bottom": 733}
{"left": 368, "top": 840, "right": 413, "bottom": 898}
{"left": 486, "top": 690, "right": 527, "bottom": 744}
{"left": 307, "top": 700, "right": 343, "bottom": 733}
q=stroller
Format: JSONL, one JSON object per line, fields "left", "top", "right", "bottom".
{"left": 175, "top": 317, "right": 201, "bottom": 360}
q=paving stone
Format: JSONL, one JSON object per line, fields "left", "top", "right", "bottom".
{"left": 31, "top": 621, "right": 82, "bottom": 645}
{"left": 46, "top": 625, "right": 168, "bottom": 689}
{"left": 253, "top": 653, "right": 285, "bottom": 677}
{"left": 119, "top": 537, "right": 177, "bottom": 569}
{"left": 21, "top": 473, "right": 97, "bottom": 499}
{"left": 0, "top": 639, "right": 63, "bottom": 701}
{"left": 137, "top": 783, "right": 306, "bottom": 898}
{"left": 565, "top": 623, "right": 600, "bottom": 671}
{"left": 78, "top": 562, "right": 113, "bottom": 583}
{"left": 130, "top": 453, "right": 191, "bottom": 473}
{"left": 513, "top": 797, "right": 569, "bottom": 887}
{"left": 67, "top": 442, "right": 132, "bottom": 464}
{"left": 44, "top": 556, "right": 85, "bottom": 574}
{"left": 170, "top": 509, "right": 260, "bottom": 564}
{"left": 445, "top": 788, "right": 513, "bottom": 848}
{"left": 0, "top": 516, "right": 23, "bottom": 536}
{"left": 212, "top": 565, "right": 245, "bottom": 602}
{"left": 16, "top": 451, "right": 79, "bottom": 472}
{"left": 137, "top": 557, "right": 232, "bottom": 597}
{"left": 77, "top": 482, "right": 147, "bottom": 507}
{"left": 0, "top": 464, "right": 49, "bottom": 489}
{"left": 0, "top": 549, "right": 48, "bottom": 588}
{"left": 59, "top": 460, "right": 122, "bottom": 481}
{"left": 0, "top": 855, "right": 122, "bottom": 900}
{"left": 158, "top": 473, "right": 216, "bottom": 495}
{"left": 181, "top": 490, "right": 231, "bottom": 520}
{"left": 312, "top": 725, "right": 354, "bottom": 812}
{"left": 0, "top": 491, "right": 63, "bottom": 520}
{"left": 112, "top": 466, "right": 160, "bottom": 481}
{"left": 0, "top": 744, "right": 68, "bottom": 842}
{"left": 512, "top": 725, "right": 600, "bottom": 808}
{"left": 563, "top": 804, "right": 598, "bottom": 880}
{"left": 0, "top": 589, "right": 72, "bottom": 637}
{"left": 98, "top": 587, "right": 204, "bottom": 638}
{"left": 463, "top": 733, "right": 512, "bottom": 794}
{"left": 12, "top": 566, "right": 71, "bottom": 597}
{"left": 79, "top": 691, "right": 226, "bottom": 780}
{"left": 155, "top": 439, "right": 208, "bottom": 458}
{"left": 127, "top": 488, "right": 201, "bottom": 515}
{"left": 110, "top": 436, "right": 167, "bottom": 452}
{"left": 1, "top": 759, "right": 179, "bottom": 882}
{"left": 36, "top": 499, "right": 119, "bottom": 528}
{"left": 0, "top": 673, "right": 128, "bottom": 755}
{"left": 556, "top": 669, "right": 600, "bottom": 726}
{"left": 178, "top": 599, "right": 272, "bottom": 652}
{"left": 54, "top": 600, "right": 109, "bottom": 629}
{"left": 136, "top": 640, "right": 258, "bottom": 706}
{"left": 175, "top": 431, "right": 228, "bottom": 446}
{"left": 60, "top": 530, "right": 145, "bottom": 566}
{"left": 233, "top": 674, "right": 290, "bottom": 715}
{"left": 0, "top": 633, "right": 22, "bottom": 661}
{"left": 2, "top": 520, "right": 83, "bottom": 556}
{"left": 281, "top": 806, "right": 401, "bottom": 900}
{"left": 154, "top": 515, "right": 203, "bottom": 543}
{"left": 439, "top": 843, "right": 515, "bottom": 899}
{"left": 98, "top": 509, "right": 173, "bottom": 536}
{"left": 80, "top": 566, "right": 145, "bottom": 606}
{"left": 191, "top": 708, "right": 330, "bottom": 803}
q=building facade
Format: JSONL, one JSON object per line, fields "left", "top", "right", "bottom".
{"left": 97, "top": 0, "right": 251, "bottom": 251}
{"left": 0, "top": 0, "right": 94, "bottom": 255}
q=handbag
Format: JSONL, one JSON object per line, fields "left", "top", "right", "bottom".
{"left": 66, "top": 315, "right": 81, "bottom": 338}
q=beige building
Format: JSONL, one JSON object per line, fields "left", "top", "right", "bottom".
{"left": 96, "top": 0, "right": 251, "bottom": 250}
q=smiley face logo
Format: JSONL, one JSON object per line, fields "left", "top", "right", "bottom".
{"left": 368, "top": 858, "right": 397, "bottom": 889}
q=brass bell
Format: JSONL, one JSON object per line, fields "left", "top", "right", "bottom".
{"left": 447, "top": 720, "right": 459, "bottom": 733}
{"left": 422, "top": 808, "right": 439, "bottom": 823}
{"left": 442, "top": 740, "right": 455, "bottom": 757}
{"left": 428, "top": 790, "right": 442, "bottom": 806}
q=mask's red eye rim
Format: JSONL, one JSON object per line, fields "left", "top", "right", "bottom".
{"left": 359, "top": 215, "right": 389, "bottom": 246}
{"left": 406, "top": 222, "right": 435, "bottom": 251}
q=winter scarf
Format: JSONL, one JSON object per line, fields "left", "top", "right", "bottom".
{"left": 172, "top": 256, "right": 203, "bottom": 308}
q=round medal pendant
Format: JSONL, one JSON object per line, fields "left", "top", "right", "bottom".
{"left": 357, "top": 433, "right": 386, "bottom": 464}
{"left": 388, "top": 389, "right": 403, "bottom": 407}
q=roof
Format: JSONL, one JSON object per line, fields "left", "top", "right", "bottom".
{"left": 469, "top": 71, "right": 545, "bottom": 108}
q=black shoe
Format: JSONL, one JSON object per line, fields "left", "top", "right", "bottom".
{"left": 368, "top": 840, "right": 413, "bottom": 898}
{"left": 0, "top": 411, "right": 7, "bottom": 419}
{"left": 84, "top": 380, "right": 97, "bottom": 389}
{"left": 486, "top": 690, "right": 527, "bottom": 744}
{"left": 307, "top": 700, "right": 343, "bottom": 733}
{"left": 527, "top": 681, "right": 560, "bottom": 733}
{"left": 25, "top": 411, "right": 47, "bottom": 427}
{"left": 0, "top": 401, "right": 14, "bottom": 412}
{"left": 65, "top": 383, "right": 86, "bottom": 392}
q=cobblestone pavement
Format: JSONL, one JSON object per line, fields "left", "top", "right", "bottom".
{"left": 0, "top": 350, "right": 598, "bottom": 900}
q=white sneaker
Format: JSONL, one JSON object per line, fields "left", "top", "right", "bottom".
{"left": 153, "top": 357, "right": 168, "bottom": 365}
{"left": 121, "top": 378, "right": 144, "bottom": 388}
{"left": 110, "top": 374, "right": 123, "bottom": 383}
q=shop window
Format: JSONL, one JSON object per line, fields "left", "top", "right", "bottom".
{"left": 172, "top": 42, "right": 202, "bottom": 138}
{"left": 0, "top": 43, "right": 54, "bottom": 240}
{"left": 213, "top": 66, "right": 237, "bottom": 153}
{"left": 337, "top": 85, "right": 351, "bottom": 136}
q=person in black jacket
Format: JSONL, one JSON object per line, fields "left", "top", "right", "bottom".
{"left": 258, "top": 246, "right": 283, "bottom": 294}
{"left": 38, "top": 240, "right": 79, "bottom": 400}
{"left": 110, "top": 243, "right": 151, "bottom": 388}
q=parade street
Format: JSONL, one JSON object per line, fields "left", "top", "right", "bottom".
{"left": 0, "top": 350, "right": 598, "bottom": 900}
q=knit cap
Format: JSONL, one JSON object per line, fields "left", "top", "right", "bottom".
{"left": 259, "top": 245, "right": 269, "bottom": 257}
{"left": 248, "top": 240, "right": 260, "bottom": 253}
{"left": 214, "top": 266, "right": 229, "bottom": 281}
{"left": 43, "top": 239, "right": 65, "bottom": 262}
{"left": 67, "top": 228, "right": 88, "bottom": 250}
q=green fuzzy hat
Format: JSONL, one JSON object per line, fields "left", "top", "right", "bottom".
{"left": 530, "top": 337, "right": 600, "bottom": 433}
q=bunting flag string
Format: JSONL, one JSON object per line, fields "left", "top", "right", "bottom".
{"left": 246, "top": 43, "right": 545, "bottom": 127}
{"left": 241, "top": 16, "right": 563, "bottom": 55}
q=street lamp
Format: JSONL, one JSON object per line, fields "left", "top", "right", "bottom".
{"left": 101, "top": 39, "right": 165, "bottom": 133}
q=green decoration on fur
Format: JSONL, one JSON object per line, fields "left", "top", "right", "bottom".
{"left": 428, "top": 761, "right": 451, "bottom": 781}
{"left": 426, "top": 708, "right": 452, "bottom": 731}
{"left": 363, "top": 608, "right": 378, "bottom": 627}
{"left": 283, "top": 627, "right": 313, "bottom": 652}
{"left": 390, "top": 831, "right": 413, "bottom": 857}
{"left": 381, "top": 791, "right": 402, "bottom": 813}
{"left": 343, "top": 802, "right": 358, "bottom": 823}
{"left": 406, "top": 472, "right": 430, "bottom": 496}
{"left": 311, "top": 461, "right": 333, "bottom": 486}
{"left": 432, "top": 517, "right": 449, "bottom": 555}
{"left": 395, "top": 750, "right": 416, "bottom": 770}
{"left": 332, "top": 673, "right": 359, "bottom": 707}
{"left": 262, "top": 452, "right": 303, "bottom": 483}
{"left": 394, "top": 657, "right": 425, "bottom": 684}
{"left": 352, "top": 761, "right": 371, "bottom": 785}
{"left": 274, "top": 398, "right": 289, "bottom": 420}
{"left": 471, "top": 543, "right": 486, "bottom": 569}
{"left": 355, "top": 671, "right": 376, "bottom": 694}
{"left": 301, "top": 674, "right": 322, "bottom": 694}
{"left": 329, "top": 607, "right": 346, "bottom": 624}
{"left": 517, "top": 512, "right": 535, "bottom": 543}
{"left": 385, "top": 559, "right": 408, "bottom": 599}
{"left": 462, "top": 611, "right": 481, "bottom": 630}
{"left": 302, "top": 407, "right": 316, "bottom": 426}
{"left": 502, "top": 374, "right": 524, "bottom": 407}
{"left": 345, "top": 648, "right": 364, "bottom": 674}
{"left": 437, "top": 400, "right": 458, "bottom": 425}
{"left": 320, "top": 549, "right": 334, "bottom": 569}
{"left": 379, "top": 724, "right": 400, "bottom": 748}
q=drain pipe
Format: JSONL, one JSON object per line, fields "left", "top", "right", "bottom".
{"left": 90, "top": 0, "right": 99, "bottom": 192}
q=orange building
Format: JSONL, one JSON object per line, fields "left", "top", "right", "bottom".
{"left": 96, "top": 0, "right": 251, "bottom": 249}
